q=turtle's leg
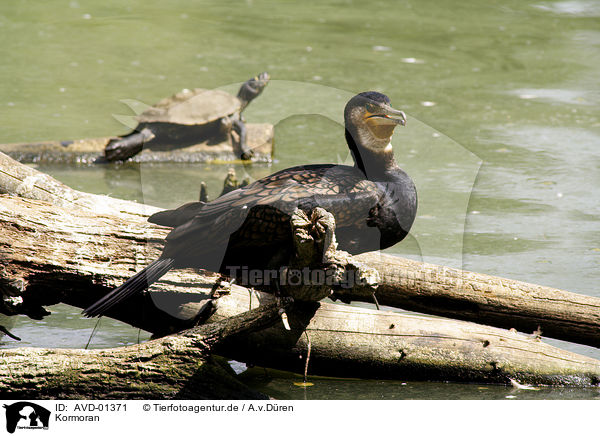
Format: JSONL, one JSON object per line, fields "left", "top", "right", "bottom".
{"left": 104, "top": 127, "right": 154, "bottom": 162}
{"left": 230, "top": 118, "right": 254, "bottom": 160}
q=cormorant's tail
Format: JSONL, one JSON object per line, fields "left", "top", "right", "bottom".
{"left": 83, "top": 258, "right": 174, "bottom": 317}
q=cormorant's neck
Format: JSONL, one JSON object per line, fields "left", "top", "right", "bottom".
{"left": 345, "top": 128, "right": 399, "bottom": 179}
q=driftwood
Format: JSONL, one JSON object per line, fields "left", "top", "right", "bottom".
{"left": 2, "top": 193, "right": 600, "bottom": 386}
{"left": 0, "top": 150, "right": 160, "bottom": 219}
{"left": 0, "top": 300, "right": 289, "bottom": 399}
{"left": 1, "top": 150, "right": 599, "bottom": 346}
{"left": 0, "top": 123, "right": 273, "bottom": 164}
{"left": 1, "top": 150, "right": 600, "bottom": 389}
{"left": 343, "top": 253, "right": 600, "bottom": 348}
{"left": 211, "top": 291, "right": 600, "bottom": 386}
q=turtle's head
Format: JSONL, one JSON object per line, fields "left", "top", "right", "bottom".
{"left": 237, "top": 72, "right": 270, "bottom": 111}
{"left": 344, "top": 91, "right": 407, "bottom": 153}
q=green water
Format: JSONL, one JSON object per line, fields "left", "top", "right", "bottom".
{"left": 1, "top": 0, "right": 599, "bottom": 399}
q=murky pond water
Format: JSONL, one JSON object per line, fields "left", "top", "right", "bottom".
{"left": 1, "top": 0, "right": 599, "bottom": 399}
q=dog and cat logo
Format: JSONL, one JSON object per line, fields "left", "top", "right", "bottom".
{"left": 2, "top": 402, "right": 50, "bottom": 433}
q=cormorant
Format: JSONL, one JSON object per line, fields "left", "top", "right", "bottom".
{"left": 84, "top": 91, "right": 417, "bottom": 317}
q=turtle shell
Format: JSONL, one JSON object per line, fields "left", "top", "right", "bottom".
{"left": 136, "top": 88, "right": 241, "bottom": 126}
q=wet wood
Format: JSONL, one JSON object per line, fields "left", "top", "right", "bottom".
{"left": 0, "top": 123, "right": 273, "bottom": 164}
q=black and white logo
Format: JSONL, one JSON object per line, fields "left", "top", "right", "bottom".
{"left": 3, "top": 402, "right": 50, "bottom": 434}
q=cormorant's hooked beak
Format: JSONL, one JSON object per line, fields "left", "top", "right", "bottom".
{"left": 367, "top": 104, "right": 407, "bottom": 127}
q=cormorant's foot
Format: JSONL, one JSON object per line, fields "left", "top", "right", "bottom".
{"left": 308, "top": 208, "right": 338, "bottom": 261}
{"left": 272, "top": 278, "right": 283, "bottom": 299}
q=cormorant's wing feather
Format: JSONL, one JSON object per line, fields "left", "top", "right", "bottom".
{"left": 161, "top": 164, "right": 383, "bottom": 258}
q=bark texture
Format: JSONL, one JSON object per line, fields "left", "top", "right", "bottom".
{"left": 212, "top": 290, "right": 600, "bottom": 386}
{"left": 0, "top": 300, "right": 289, "bottom": 399}
{"left": 339, "top": 252, "right": 600, "bottom": 348}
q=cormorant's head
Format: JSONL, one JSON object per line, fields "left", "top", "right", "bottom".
{"left": 344, "top": 91, "right": 407, "bottom": 152}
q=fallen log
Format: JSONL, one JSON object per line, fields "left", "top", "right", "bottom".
{"left": 0, "top": 123, "right": 273, "bottom": 164}
{"left": 2, "top": 193, "right": 600, "bottom": 387}
{"left": 4, "top": 146, "right": 598, "bottom": 348}
{"left": 0, "top": 150, "right": 160, "bottom": 219}
{"left": 211, "top": 291, "right": 600, "bottom": 387}
{"left": 343, "top": 253, "right": 600, "bottom": 348}
{"left": 1, "top": 150, "right": 600, "bottom": 387}
{"left": 3, "top": 177, "right": 599, "bottom": 348}
{"left": 0, "top": 300, "right": 289, "bottom": 399}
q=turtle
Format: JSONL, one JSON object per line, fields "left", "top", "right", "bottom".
{"left": 104, "top": 72, "right": 270, "bottom": 162}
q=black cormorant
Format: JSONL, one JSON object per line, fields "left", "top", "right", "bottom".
{"left": 84, "top": 91, "right": 417, "bottom": 317}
